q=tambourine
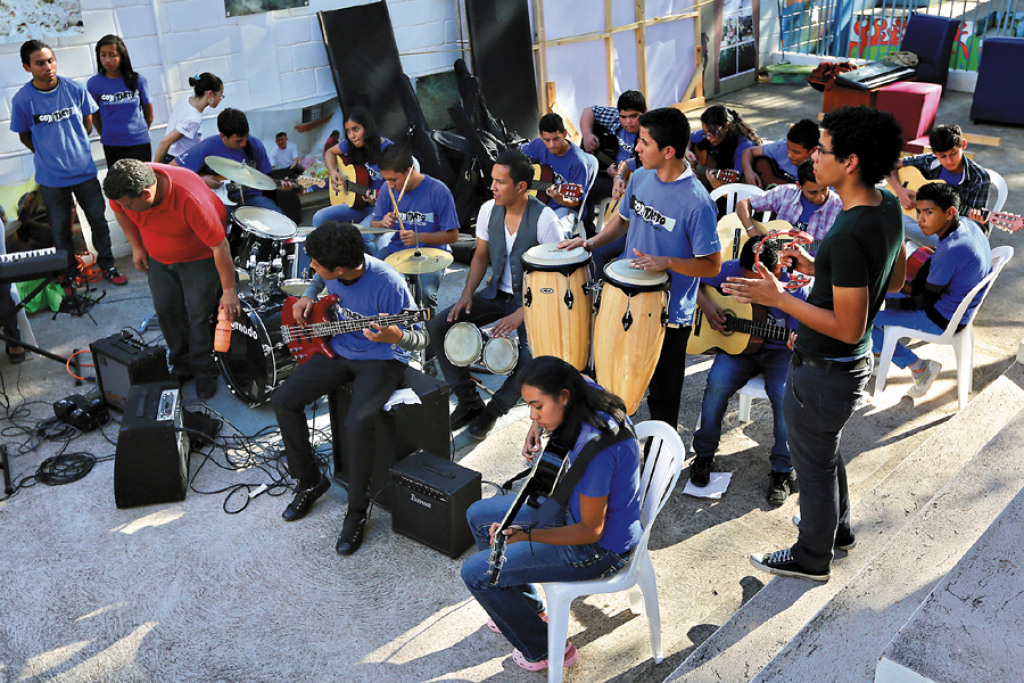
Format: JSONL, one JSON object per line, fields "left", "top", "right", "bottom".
{"left": 754, "top": 229, "right": 813, "bottom": 291}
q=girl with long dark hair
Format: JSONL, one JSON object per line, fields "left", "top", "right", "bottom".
{"left": 461, "top": 356, "right": 643, "bottom": 672}
{"left": 152, "top": 72, "right": 224, "bottom": 163}
{"left": 312, "top": 107, "right": 394, "bottom": 231}
{"left": 87, "top": 35, "right": 154, "bottom": 166}
{"left": 687, "top": 104, "right": 762, "bottom": 183}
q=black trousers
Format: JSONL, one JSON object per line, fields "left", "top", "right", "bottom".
{"left": 271, "top": 353, "right": 406, "bottom": 513}
{"left": 147, "top": 256, "right": 221, "bottom": 378}
{"left": 103, "top": 142, "right": 153, "bottom": 167}
{"left": 646, "top": 325, "right": 692, "bottom": 427}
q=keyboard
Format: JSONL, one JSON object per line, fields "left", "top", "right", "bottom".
{"left": 0, "top": 247, "right": 69, "bottom": 284}
{"left": 836, "top": 61, "right": 916, "bottom": 90}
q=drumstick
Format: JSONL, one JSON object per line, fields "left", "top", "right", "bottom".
{"left": 386, "top": 183, "right": 406, "bottom": 232}
{"left": 397, "top": 167, "right": 411, "bottom": 205}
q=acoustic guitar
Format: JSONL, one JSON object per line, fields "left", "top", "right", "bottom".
{"left": 327, "top": 154, "right": 376, "bottom": 208}
{"left": 893, "top": 167, "right": 1024, "bottom": 233}
{"left": 688, "top": 285, "right": 790, "bottom": 356}
{"left": 280, "top": 295, "right": 429, "bottom": 365}
{"left": 528, "top": 164, "right": 584, "bottom": 201}
{"left": 901, "top": 246, "right": 935, "bottom": 297}
{"left": 751, "top": 155, "right": 796, "bottom": 189}
{"left": 716, "top": 216, "right": 825, "bottom": 262}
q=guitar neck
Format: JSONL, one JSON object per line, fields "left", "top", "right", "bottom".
{"left": 726, "top": 315, "right": 790, "bottom": 342}
{"left": 343, "top": 178, "right": 373, "bottom": 196}
{"left": 285, "top": 311, "right": 420, "bottom": 342}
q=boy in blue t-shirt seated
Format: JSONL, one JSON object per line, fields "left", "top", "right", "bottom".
{"left": 872, "top": 182, "right": 992, "bottom": 399}
{"left": 519, "top": 113, "right": 591, "bottom": 236}
{"left": 740, "top": 119, "right": 819, "bottom": 189}
{"left": 885, "top": 124, "right": 992, "bottom": 248}
{"left": 690, "top": 238, "right": 806, "bottom": 505}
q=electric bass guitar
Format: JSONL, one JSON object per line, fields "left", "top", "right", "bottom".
{"left": 280, "top": 295, "right": 429, "bottom": 364}
{"left": 487, "top": 441, "right": 568, "bottom": 586}
{"left": 893, "top": 167, "right": 1023, "bottom": 232}
{"left": 688, "top": 285, "right": 791, "bottom": 355}
{"left": 528, "top": 164, "right": 584, "bottom": 201}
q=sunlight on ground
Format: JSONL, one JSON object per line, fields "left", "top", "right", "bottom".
{"left": 76, "top": 602, "right": 127, "bottom": 622}
{"left": 38, "top": 622, "right": 157, "bottom": 683}
{"left": 363, "top": 599, "right": 481, "bottom": 666}
{"left": 18, "top": 641, "right": 93, "bottom": 682}
{"left": 110, "top": 508, "right": 184, "bottom": 534}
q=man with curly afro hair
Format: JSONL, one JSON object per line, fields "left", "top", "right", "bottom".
{"left": 724, "top": 106, "right": 906, "bottom": 582}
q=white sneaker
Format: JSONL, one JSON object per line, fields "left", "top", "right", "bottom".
{"left": 907, "top": 360, "right": 941, "bottom": 399}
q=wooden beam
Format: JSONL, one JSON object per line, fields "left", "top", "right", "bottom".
{"left": 636, "top": 0, "right": 648, "bottom": 98}
{"left": 533, "top": 0, "right": 548, "bottom": 116}
{"left": 606, "top": 0, "right": 615, "bottom": 106}
{"left": 529, "top": 12, "right": 697, "bottom": 50}
{"left": 963, "top": 133, "right": 1001, "bottom": 147}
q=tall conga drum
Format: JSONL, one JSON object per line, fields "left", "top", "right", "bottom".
{"left": 593, "top": 260, "right": 670, "bottom": 415}
{"left": 521, "top": 244, "right": 592, "bottom": 371}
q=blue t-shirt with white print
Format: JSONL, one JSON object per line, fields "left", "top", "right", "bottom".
{"left": 372, "top": 175, "right": 459, "bottom": 254}
{"left": 87, "top": 72, "right": 152, "bottom": 147}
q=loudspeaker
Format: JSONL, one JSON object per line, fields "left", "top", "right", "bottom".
{"left": 391, "top": 450, "right": 481, "bottom": 557}
{"left": 90, "top": 333, "right": 170, "bottom": 411}
{"left": 114, "top": 381, "right": 190, "bottom": 509}
{"left": 329, "top": 365, "right": 451, "bottom": 511}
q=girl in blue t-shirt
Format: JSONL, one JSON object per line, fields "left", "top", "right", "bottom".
{"left": 313, "top": 107, "right": 394, "bottom": 239}
{"left": 687, "top": 105, "right": 762, "bottom": 189}
{"left": 87, "top": 35, "right": 153, "bottom": 167}
{"left": 462, "top": 356, "right": 643, "bottom": 672}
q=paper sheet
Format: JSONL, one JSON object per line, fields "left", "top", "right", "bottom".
{"left": 683, "top": 472, "right": 733, "bottom": 499}
{"left": 384, "top": 388, "right": 421, "bottom": 411}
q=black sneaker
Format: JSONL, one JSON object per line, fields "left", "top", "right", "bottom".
{"left": 336, "top": 510, "right": 367, "bottom": 556}
{"left": 467, "top": 406, "right": 500, "bottom": 441}
{"left": 196, "top": 375, "right": 218, "bottom": 399}
{"left": 282, "top": 475, "right": 331, "bottom": 522}
{"left": 766, "top": 469, "right": 797, "bottom": 506}
{"left": 690, "top": 456, "right": 714, "bottom": 487}
{"left": 792, "top": 515, "right": 857, "bottom": 551}
{"left": 450, "top": 400, "right": 485, "bottom": 431}
{"left": 750, "top": 547, "right": 830, "bottom": 582}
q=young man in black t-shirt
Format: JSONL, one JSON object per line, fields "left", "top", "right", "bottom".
{"left": 724, "top": 106, "right": 906, "bottom": 582}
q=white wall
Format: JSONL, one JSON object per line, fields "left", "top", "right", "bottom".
{"left": 0, "top": 0, "right": 460, "bottom": 188}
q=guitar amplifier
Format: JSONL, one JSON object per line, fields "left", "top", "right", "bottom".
{"left": 114, "top": 381, "right": 190, "bottom": 509}
{"left": 391, "top": 450, "right": 481, "bottom": 557}
{"left": 90, "top": 332, "right": 170, "bottom": 411}
{"left": 329, "top": 365, "right": 451, "bottom": 511}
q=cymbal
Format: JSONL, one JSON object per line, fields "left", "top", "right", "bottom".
{"left": 358, "top": 225, "right": 396, "bottom": 235}
{"left": 385, "top": 248, "right": 454, "bottom": 275}
{"left": 205, "top": 156, "right": 278, "bottom": 191}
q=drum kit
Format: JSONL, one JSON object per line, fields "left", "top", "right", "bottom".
{"left": 210, "top": 157, "right": 455, "bottom": 406}
{"left": 520, "top": 243, "right": 670, "bottom": 416}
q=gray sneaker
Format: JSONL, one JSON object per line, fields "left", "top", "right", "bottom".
{"left": 907, "top": 359, "right": 941, "bottom": 399}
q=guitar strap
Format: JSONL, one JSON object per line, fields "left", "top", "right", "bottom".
{"left": 530, "top": 421, "right": 636, "bottom": 529}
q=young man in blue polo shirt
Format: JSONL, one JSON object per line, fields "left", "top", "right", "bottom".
{"left": 11, "top": 40, "right": 127, "bottom": 287}
{"left": 520, "top": 113, "right": 590, "bottom": 236}
{"left": 564, "top": 107, "right": 721, "bottom": 430}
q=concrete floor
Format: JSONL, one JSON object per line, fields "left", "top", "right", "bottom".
{"left": 1, "top": 81, "right": 1021, "bottom": 683}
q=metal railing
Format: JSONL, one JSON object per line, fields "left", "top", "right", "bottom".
{"left": 778, "top": 0, "right": 1023, "bottom": 70}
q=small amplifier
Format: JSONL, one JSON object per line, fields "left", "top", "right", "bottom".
{"left": 330, "top": 365, "right": 451, "bottom": 510}
{"left": 90, "top": 332, "right": 170, "bottom": 411}
{"left": 391, "top": 450, "right": 481, "bottom": 558}
{"left": 114, "top": 381, "right": 190, "bottom": 509}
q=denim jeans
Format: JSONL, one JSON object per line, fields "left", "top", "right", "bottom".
{"left": 461, "top": 495, "right": 629, "bottom": 663}
{"left": 39, "top": 177, "right": 115, "bottom": 272}
{"left": 311, "top": 204, "right": 376, "bottom": 251}
{"left": 871, "top": 308, "right": 945, "bottom": 369}
{"left": 427, "top": 291, "right": 530, "bottom": 413}
{"left": 785, "top": 356, "right": 872, "bottom": 573}
{"left": 692, "top": 347, "right": 793, "bottom": 471}
{"left": 374, "top": 244, "right": 443, "bottom": 312}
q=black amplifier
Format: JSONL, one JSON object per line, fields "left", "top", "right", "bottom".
{"left": 90, "top": 332, "right": 170, "bottom": 411}
{"left": 114, "top": 381, "right": 190, "bottom": 509}
{"left": 391, "top": 450, "right": 481, "bottom": 558}
{"left": 329, "top": 365, "right": 451, "bottom": 511}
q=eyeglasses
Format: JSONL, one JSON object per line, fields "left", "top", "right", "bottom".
{"left": 703, "top": 126, "right": 724, "bottom": 139}
{"left": 816, "top": 145, "right": 836, "bottom": 156}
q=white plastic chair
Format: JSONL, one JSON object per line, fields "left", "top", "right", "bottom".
{"left": 539, "top": 420, "right": 684, "bottom": 683}
{"left": 694, "top": 376, "right": 768, "bottom": 430}
{"left": 874, "top": 245, "right": 1013, "bottom": 410}
{"left": 710, "top": 183, "right": 765, "bottom": 215}
{"left": 594, "top": 196, "right": 617, "bottom": 235}
{"left": 570, "top": 152, "right": 600, "bottom": 238}
{"left": 988, "top": 168, "right": 1007, "bottom": 213}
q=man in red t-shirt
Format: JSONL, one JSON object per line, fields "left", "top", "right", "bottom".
{"left": 103, "top": 159, "right": 238, "bottom": 398}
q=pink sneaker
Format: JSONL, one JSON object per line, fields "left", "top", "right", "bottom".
{"left": 511, "top": 641, "right": 579, "bottom": 671}
{"left": 487, "top": 613, "right": 546, "bottom": 634}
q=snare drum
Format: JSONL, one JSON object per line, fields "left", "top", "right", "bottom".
{"left": 593, "top": 260, "right": 670, "bottom": 415}
{"left": 280, "top": 227, "right": 315, "bottom": 297}
{"left": 230, "top": 207, "right": 297, "bottom": 275}
{"left": 443, "top": 322, "right": 520, "bottom": 376}
{"left": 521, "top": 244, "right": 592, "bottom": 371}
{"left": 216, "top": 296, "right": 298, "bottom": 406}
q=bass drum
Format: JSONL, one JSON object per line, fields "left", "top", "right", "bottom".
{"left": 216, "top": 296, "right": 298, "bottom": 406}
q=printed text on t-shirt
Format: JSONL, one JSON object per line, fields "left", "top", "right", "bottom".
{"left": 630, "top": 195, "right": 677, "bottom": 232}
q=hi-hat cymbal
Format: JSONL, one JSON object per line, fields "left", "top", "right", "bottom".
{"left": 385, "top": 248, "right": 454, "bottom": 275}
{"left": 358, "top": 225, "right": 396, "bottom": 235}
{"left": 205, "top": 156, "right": 278, "bottom": 191}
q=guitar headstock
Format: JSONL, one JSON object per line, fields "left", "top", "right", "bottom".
{"left": 709, "top": 169, "right": 740, "bottom": 184}
{"left": 296, "top": 175, "right": 327, "bottom": 190}
{"left": 560, "top": 184, "right": 584, "bottom": 201}
{"left": 404, "top": 308, "right": 432, "bottom": 323}
{"left": 989, "top": 212, "right": 1023, "bottom": 234}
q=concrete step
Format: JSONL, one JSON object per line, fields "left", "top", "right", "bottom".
{"left": 875, "top": 455, "right": 1024, "bottom": 683}
{"left": 750, "top": 406, "right": 1024, "bottom": 682}
{"left": 663, "top": 362, "right": 1024, "bottom": 683}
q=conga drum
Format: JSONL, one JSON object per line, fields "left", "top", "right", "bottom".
{"left": 593, "top": 260, "right": 670, "bottom": 415}
{"left": 521, "top": 244, "right": 592, "bottom": 370}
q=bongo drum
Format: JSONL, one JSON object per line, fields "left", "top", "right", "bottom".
{"left": 521, "top": 244, "right": 592, "bottom": 371}
{"left": 481, "top": 335, "right": 519, "bottom": 376}
{"left": 444, "top": 322, "right": 485, "bottom": 368}
{"left": 593, "top": 259, "right": 670, "bottom": 415}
